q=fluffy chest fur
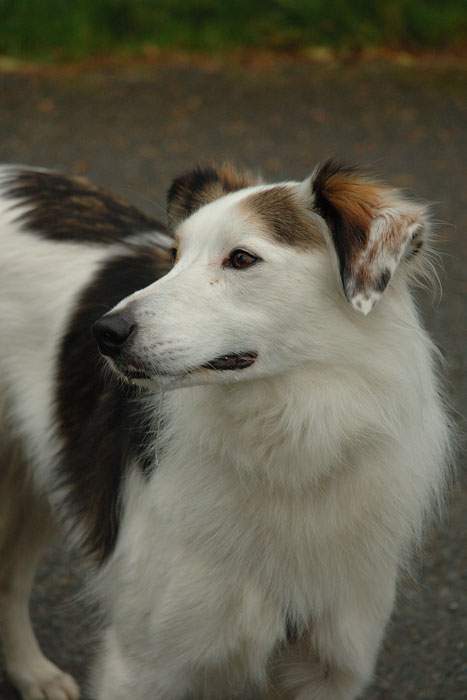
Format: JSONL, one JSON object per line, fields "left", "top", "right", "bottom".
{"left": 104, "top": 339, "right": 446, "bottom": 693}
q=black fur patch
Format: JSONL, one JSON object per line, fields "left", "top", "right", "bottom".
{"left": 167, "top": 166, "right": 220, "bottom": 221}
{"left": 167, "top": 163, "right": 256, "bottom": 229}
{"left": 3, "top": 169, "right": 164, "bottom": 243}
{"left": 375, "top": 267, "right": 391, "bottom": 292}
{"left": 56, "top": 248, "right": 170, "bottom": 562}
{"left": 312, "top": 160, "right": 369, "bottom": 290}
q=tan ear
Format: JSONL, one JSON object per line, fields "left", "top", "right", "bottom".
{"left": 310, "top": 160, "right": 429, "bottom": 314}
{"left": 167, "top": 163, "right": 258, "bottom": 229}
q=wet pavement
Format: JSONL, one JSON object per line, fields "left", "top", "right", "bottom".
{"left": 0, "top": 56, "right": 465, "bottom": 699}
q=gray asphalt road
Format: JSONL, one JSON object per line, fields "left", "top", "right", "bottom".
{"left": 0, "top": 56, "right": 465, "bottom": 699}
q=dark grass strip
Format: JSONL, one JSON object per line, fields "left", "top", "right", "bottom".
{"left": 0, "top": 0, "right": 466, "bottom": 60}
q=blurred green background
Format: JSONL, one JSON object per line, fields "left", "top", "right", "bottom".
{"left": 0, "top": 0, "right": 466, "bottom": 60}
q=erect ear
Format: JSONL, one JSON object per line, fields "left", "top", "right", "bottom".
{"left": 167, "top": 163, "right": 259, "bottom": 229}
{"left": 306, "top": 160, "right": 429, "bottom": 315}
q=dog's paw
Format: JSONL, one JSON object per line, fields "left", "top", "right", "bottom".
{"left": 8, "top": 658, "right": 80, "bottom": 700}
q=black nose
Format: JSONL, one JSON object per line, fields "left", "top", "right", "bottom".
{"left": 93, "top": 314, "right": 136, "bottom": 357}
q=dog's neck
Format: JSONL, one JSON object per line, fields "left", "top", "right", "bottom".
{"left": 150, "top": 363, "right": 381, "bottom": 491}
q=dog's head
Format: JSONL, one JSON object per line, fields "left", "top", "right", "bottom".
{"left": 94, "top": 161, "right": 430, "bottom": 389}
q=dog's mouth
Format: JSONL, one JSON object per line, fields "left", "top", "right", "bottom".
{"left": 201, "top": 351, "right": 258, "bottom": 371}
{"left": 110, "top": 351, "right": 258, "bottom": 385}
{"left": 125, "top": 366, "right": 151, "bottom": 380}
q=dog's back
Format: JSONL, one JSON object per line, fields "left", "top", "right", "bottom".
{"left": 0, "top": 166, "right": 168, "bottom": 478}
{"left": 0, "top": 166, "right": 170, "bottom": 700}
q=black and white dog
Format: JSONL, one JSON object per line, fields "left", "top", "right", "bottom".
{"left": 0, "top": 162, "right": 451, "bottom": 699}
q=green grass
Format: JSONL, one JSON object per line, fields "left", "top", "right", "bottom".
{"left": 0, "top": 0, "right": 466, "bottom": 60}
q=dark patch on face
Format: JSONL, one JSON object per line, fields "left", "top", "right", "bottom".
{"left": 167, "top": 163, "right": 257, "bottom": 229}
{"left": 4, "top": 169, "right": 165, "bottom": 243}
{"left": 56, "top": 248, "right": 171, "bottom": 562}
{"left": 244, "top": 186, "right": 323, "bottom": 249}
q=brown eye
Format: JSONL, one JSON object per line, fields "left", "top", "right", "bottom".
{"left": 170, "top": 247, "right": 178, "bottom": 264}
{"left": 226, "top": 249, "right": 260, "bottom": 270}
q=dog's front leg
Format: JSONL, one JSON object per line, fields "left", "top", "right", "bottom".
{"left": 279, "top": 566, "right": 397, "bottom": 700}
{"left": 0, "top": 450, "right": 79, "bottom": 700}
{"left": 92, "top": 625, "right": 193, "bottom": 700}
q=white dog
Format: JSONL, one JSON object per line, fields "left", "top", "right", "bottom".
{"left": 0, "top": 161, "right": 451, "bottom": 700}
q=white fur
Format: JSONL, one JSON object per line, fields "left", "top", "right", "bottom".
{"left": 0, "top": 165, "right": 451, "bottom": 700}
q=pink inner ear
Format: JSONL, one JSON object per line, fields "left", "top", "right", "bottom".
{"left": 345, "top": 210, "right": 426, "bottom": 315}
